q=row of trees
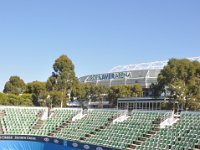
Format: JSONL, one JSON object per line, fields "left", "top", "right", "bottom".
{"left": 1, "top": 79, "right": 143, "bottom": 108}
{"left": 73, "top": 83, "right": 143, "bottom": 107}
{"left": 2, "top": 55, "right": 200, "bottom": 110}
{"left": 1, "top": 55, "right": 143, "bottom": 108}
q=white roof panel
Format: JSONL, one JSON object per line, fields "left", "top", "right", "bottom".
{"left": 109, "top": 56, "right": 200, "bottom": 72}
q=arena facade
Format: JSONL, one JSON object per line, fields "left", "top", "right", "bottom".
{"left": 79, "top": 57, "right": 200, "bottom": 95}
{"left": 79, "top": 69, "right": 161, "bottom": 89}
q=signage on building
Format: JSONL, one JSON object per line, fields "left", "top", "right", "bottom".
{"left": 86, "top": 72, "right": 131, "bottom": 81}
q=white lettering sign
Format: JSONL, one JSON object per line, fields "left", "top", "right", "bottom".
{"left": 86, "top": 72, "right": 131, "bottom": 81}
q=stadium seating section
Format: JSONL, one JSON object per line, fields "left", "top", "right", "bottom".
{"left": 55, "top": 110, "right": 118, "bottom": 141}
{"left": 1, "top": 108, "right": 44, "bottom": 135}
{"left": 84, "top": 111, "right": 165, "bottom": 149}
{"left": 0, "top": 107, "right": 199, "bottom": 150}
{"left": 30, "top": 109, "right": 79, "bottom": 136}
{"left": 136, "top": 112, "right": 200, "bottom": 150}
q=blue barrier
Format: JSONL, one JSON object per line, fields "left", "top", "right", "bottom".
{"left": 0, "top": 135, "right": 118, "bottom": 150}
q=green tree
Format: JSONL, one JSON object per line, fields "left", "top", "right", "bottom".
{"left": 150, "top": 83, "right": 161, "bottom": 98}
{"left": 90, "top": 85, "right": 109, "bottom": 108}
{"left": 0, "top": 92, "right": 8, "bottom": 105}
{"left": 26, "top": 81, "right": 47, "bottom": 106}
{"left": 108, "top": 85, "right": 120, "bottom": 107}
{"left": 74, "top": 84, "right": 109, "bottom": 108}
{"left": 18, "top": 94, "right": 33, "bottom": 106}
{"left": 130, "top": 84, "right": 143, "bottom": 97}
{"left": 108, "top": 84, "right": 143, "bottom": 107}
{"left": 82, "top": 83, "right": 95, "bottom": 100}
{"left": 3, "top": 76, "right": 26, "bottom": 95}
{"left": 108, "top": 85, "right": 135, "bottom": 107}
{"left": 71, "top": 81, "right": 86, "bottom": 100}
{"left": 49, "top": 90, "right": 63, "bottom": 107}
{"left": 0, "top": 92, "right": 32, "bottom": 106}
{"left": 7, "top": 94, "right": 19, "bottom": 105}
{"left": 157, "top": 58, "right": 200, "bottom": 110}
{"left": 118, "top": 85, "right": 130, "bottom": 97}
{"left": 46, "top": 54, "right": 78, "bottom": 107}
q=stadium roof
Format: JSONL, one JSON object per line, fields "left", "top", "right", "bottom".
{"left": 109, "top": 56, "right": 200, "bottom": 72}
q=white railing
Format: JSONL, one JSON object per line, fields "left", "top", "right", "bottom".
{"left": 113, "top": 115, "right": 129, "bottom": 124}
{"left": 72, "top": 109, "right": 87, "bottom": 121}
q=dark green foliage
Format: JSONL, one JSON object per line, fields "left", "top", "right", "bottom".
{"left": 49, "top": 90, "right": 63, "bottom": 107}
{"left": 0, "top": 93, "right": 33, "bottom": 106}
{"left": 46, "top": 55, "right": 78, "bottom": 107}
{"left": 18, "top": 94, "right": 33, "bottom": 106}
{"left": 26, "top": 81, "right": 47, "bottom": 106}
{"left": 71, "top": 81, "right": 86, "bottom": 100}
{"left": 3, "top": 76, "right": 26, "bottom": 95}
{"left": 155, "top": 58, "right": 200, "bottom": 110}
{"left": 108, "top": 84, "right": 143, "bottom": 107}
{"left": 0, "top": 93, "right": 9, "bottom": 105}
{"left": 73, "top": 83, "right": 143, "bottom": 107}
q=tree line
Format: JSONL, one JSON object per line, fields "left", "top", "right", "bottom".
{"left": 1, "top": 55, "right": 200, "bottom": 110}
{"left": 1, "top": 55, "right": 143, "bottom": 108}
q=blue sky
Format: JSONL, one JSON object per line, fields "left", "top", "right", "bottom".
{"left": 0, "top": 0, "right": 200, "bottom": 91}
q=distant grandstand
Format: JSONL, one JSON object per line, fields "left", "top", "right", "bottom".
{"left": 0, "top": 106, "right": 200, "bottom": 150}
{"left": 79, "top": 56, "right": 200, "bottom": 89}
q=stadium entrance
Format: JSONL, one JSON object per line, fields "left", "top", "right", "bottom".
{"left": 117, "top": 97, "right": 165, "bottom": 110}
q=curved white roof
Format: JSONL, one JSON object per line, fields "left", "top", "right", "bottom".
{"left": 109, "top": 56, "right": 200, "bottom": 72}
